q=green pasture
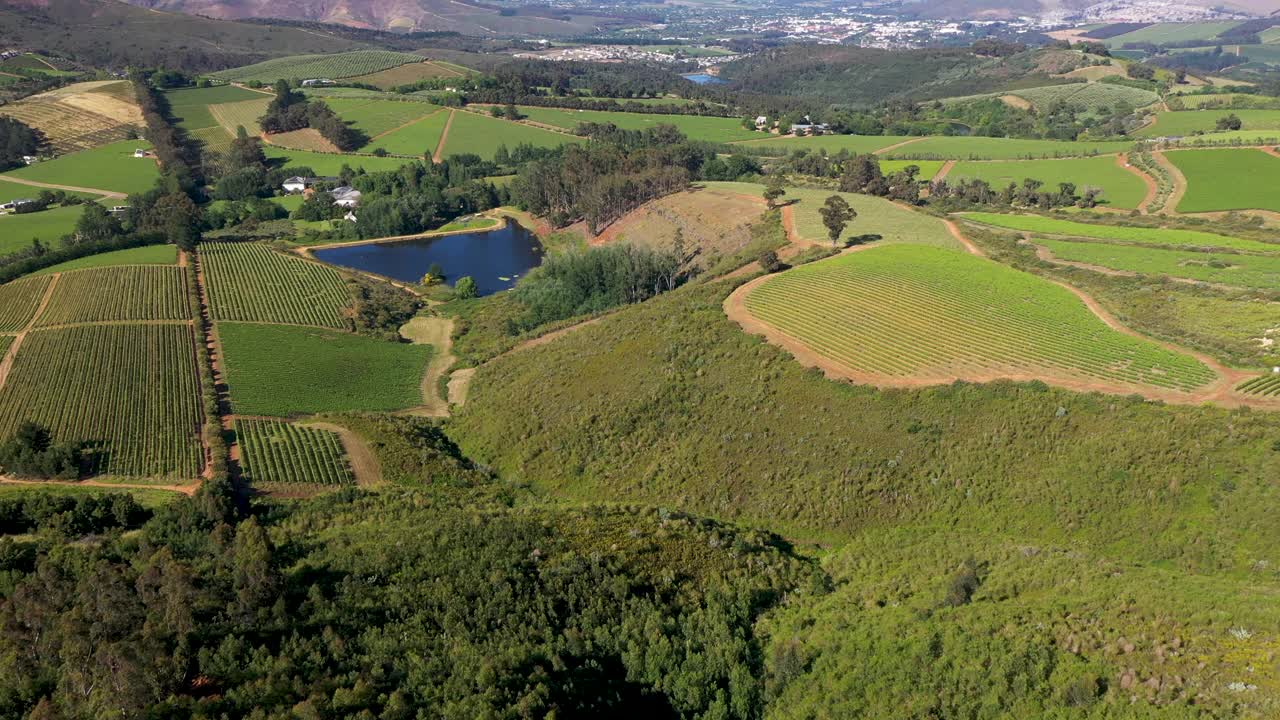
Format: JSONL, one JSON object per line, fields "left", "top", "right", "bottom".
{"left": 1, "top": 140, "right": 159, "bottom": 196}
{"left": 1102, "top": 22, "right": 1243, "bottom": 48}
{"left": 263, "top": 147, "right": 416, "bottom": 175}
{"left": 1036, "top": 237, "right": 1280, "bottom": 290}
{"left": 0, "top": 483, "right": 183, "bottom": 509}
{"left": 0, "top": 180, "right": 97, "bottom": 205}
{"left": 218, "top": 322, "right": 431, "bottom": 416}
{"left": 164, "top": 85, "right": 265, "bottom": 131}
{"left": 517, "top": 106, "right": 759, "bottom": 142}
{"left": 878, "top": 159, "right": 946, "bottom": 179}
{"left": 1165, "top": 148, "right": 1280, "bottom": 212}
{"left": 363, "top": 109, "right": 450, "bottom": 156}
{"left": 0, "top": 205, "right": 90, "bottom": 252}
{"left": 947, "top": 156, "right": 1148, "bottom": 208}
{"left": 959, "top": 212, "right": 1280, "bottom": 252}
{"left": 33, "top": 244, "right": 179, "bottom": 275}
{"left": 733, "top": 134, "right": 918, "bottom": 154}
{"left": 439, "top": 111, "right": 579, "bottom": 160}
{"left": 1137, "top": 109, "right": 1280, "bottom": 137}
{"left": 321, "top": 98, "right": 441, "bottom": 141}
{"left": 881, "top": 136, "right": 1132, "bottom": 160}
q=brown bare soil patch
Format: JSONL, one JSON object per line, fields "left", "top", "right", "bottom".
{"left": 432, "top": 109, "right": 455, "bottom": 163}
{"left": 999, "top": 94, "right": 1033, "bottom": 110}
{"left": 583, "top": 186, "right": 768, "bottom": 269}
{"left": 398, "top": 315, "right": 455, "bottom": 417}
{"left": 265, "top": 128, "right": 341, "bottom": 153}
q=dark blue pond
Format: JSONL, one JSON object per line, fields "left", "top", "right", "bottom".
{"left": 683, "top": 73, "right": 727, "bottom": 85}
{"left": 313, "top": 221, "right": 544, "bottom": 297}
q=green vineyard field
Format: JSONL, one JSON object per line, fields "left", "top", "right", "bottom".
{"left": 1036, "top": 238, "right": 1280, "bottom": 290}
{"left": 208, "top": 51, "right": 424, "bottom": 83}
{"left": 947, "top": 157, "right": 1147, "bottom": 209}
{"left": 1166, "top": 149, "right": 1280, "bottom": 213}
{"left": 959, "top": 212, "right": 1280, "bottom": 252}
{"left": 1238, "top": 374, "right": 1280, "bottom": 397}
{"left": 236, "top": 419, "right": 354, "bottom": 488}
{"left": 0, "top": 276, "right": 51, "bottom": 332}
{"left": 201, "top": 243, "right": 350, "bottom": 329}
{"left": 218, "top": 323, "right": 430, "bottom": 416}
{"left": 0, "top": 324, "right": 203, "bottom": 478}
{"left": 35, "top": 267, "right": 191, "bottom": 326}
{"left": 743, "top": 245, "right": 1216, "bottom": 392}
{"left": 0, "top": 335, "right": 12, "bottom": 358}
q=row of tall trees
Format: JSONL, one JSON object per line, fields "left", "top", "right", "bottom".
{"left": 0, "top": 116, "right": 44, "bottom": 171}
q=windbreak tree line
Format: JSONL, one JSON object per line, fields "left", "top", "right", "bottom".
{"left": 0, "top": 117, "right": 44, "bottom": 172}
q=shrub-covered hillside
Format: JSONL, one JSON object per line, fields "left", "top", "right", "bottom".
{"left": 447, "top": 276, "right": 1280, "bottom": 716}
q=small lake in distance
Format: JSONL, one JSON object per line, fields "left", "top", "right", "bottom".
{"left": 682, "top": 73, "right": 727, "bottom": 85}
{"left": 312, "top": 221, "right": 544, "bottom": 297}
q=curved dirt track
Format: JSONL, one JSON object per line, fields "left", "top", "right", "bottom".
{"left": 398, "top": 315, "right": 455, "bottom": 417}
{"left": 1151, "top": 151, "right": 1186, "bottom": 215}
{"left": 723, "top": 222, "right": 1278, "bottom": 409}
{"left": 302, "top": 422, "right": 382, "bottom": 486}
{"left": 0, "top": 175, "right": 124, "bottom": 199}
{"left": 1117, "top": 153, "right": 1158, "bottom": 214}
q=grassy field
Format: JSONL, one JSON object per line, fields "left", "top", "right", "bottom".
{"left": 1036, "top": 237, "right": 1280, "bottom": 289}
{"left": 1101, "top": 21, "right": 1243, "bottom": 47}
{"left": 364, "top": 109, "right": 450, "bottom": 156}
{"left": 439, "top": 111, "right": 579, "bottom": 160}
{"left": 1171, "top": 92, "right": 1280, "bottom": 110}
{"left": 958, "top": 212, "right": 1280, "bottom": 251}
{"left": 208, "top": 51, "right": 425, "bottom": 83}
{"left": 946, "top": 156, "right": 1148, "bottom": 209}
{"left": 0, "top": 324, "right": 203, "bottom": 478}
{"left": 733, "top": 134, "right": 916, "bottom": 154}
{"left": 742, "top": 244, "right": 1215, "bottom": 392}
{"left": 516, "top": 106, "right": 760, "bottom": 143}
{"left": 0, "top": 275, "right": 52, "bottom": 331}
{"left": 209, "top": 98, "right": 270, "bottom": 136}
{"left": 1165, "top": 148, "right": 1280, "bottom": 212}
{"left": 201, "top": 243, "right": 350, "bottom": 329}
{"left": 882, "top": 136, "right": 1132, "bottom": 160}
{"left": 191, "top": 126, "right": 234, "bottom": 153}
{"left": 164, "top": 84, "right": 263, "bottom": 131}
{"left": 35, "top": 266, "right": 190, "bottom": 326}
{"left": 235, "top": 418, "right": 354, "bottom": 489}
{"left": 1, "top": 140, "right": 158, "bottom": 195}
{"left": 33, "top": 244, "right": 178, "bottom": 275}
{"left": 0, "top": 204, "right": 90, "bottom": 251}
{"left": 322, "top": 98, "right": 441, "bottom": 141}
{"left": 707, "top": 181, "right": 961, "bottom": 249}
{"left": 263, "top": 146, "right": 415, "bottom": 175}
{"left": 0, "top": 181, "right": 97, "bottom": 206}
{"left": 1136, "top": 109, "right": 1280, "bottom": 137}
{"left": 351, "top": 61, "right": 465, "bottom": 89}
{"left": 218, "top": 323, "right": 430, "bottom": 416}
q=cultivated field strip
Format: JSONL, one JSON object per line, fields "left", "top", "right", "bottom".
{"left": 209, "top": 51, "right": 424, "bottom": 83}
{"left": 960, "top": 212, "right": 1280, "bottom": 253}
{"left": 201, "top": 243, "right": 350, "bottom": 329}
{"left": 0, "top": 324, "right": 203, "bottom": 478}
{"left": 743, "top": 246, "right": 1217, "bottom": 392}
{"left": 0, "top": 276, "right": 52, "bottom": 331}
{"left": 0, "top": 335, "right": 13, "bottom": 359}
{"left": 35, "top": 266, "right": 192, "bottom": 326}
{"left": 1238, "top": 375, "right": 1280, "bottom": 397}
{"left": 236, "top": 419, "right": 354, "bottom": 489}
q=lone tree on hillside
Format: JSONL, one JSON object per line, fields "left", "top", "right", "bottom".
{"left": 763, "top": 175, "right": 786, "bottom": 209}
{"left": 819, "top": 195, "right": 856, "bottom": 247}
{"left": 1216, "top": 113, "right": 1243, "bottom": 131}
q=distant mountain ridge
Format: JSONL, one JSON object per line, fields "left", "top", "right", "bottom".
{"left": 116, "top": 0, "right": 644, "bottom": 34}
